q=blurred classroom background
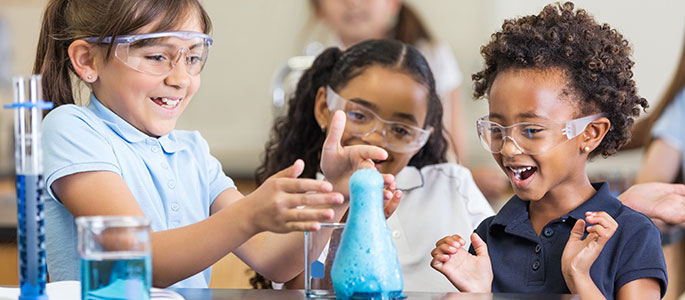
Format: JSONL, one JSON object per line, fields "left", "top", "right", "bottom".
{"left": 0, "top": 0, "right": 683, "bottom": 297}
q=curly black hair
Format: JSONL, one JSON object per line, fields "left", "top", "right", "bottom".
{"left": 250, "top": 39, "right": 448, "bottom": 289}
{"left": 472, "top": 2, "right": 648, "bottom": 158}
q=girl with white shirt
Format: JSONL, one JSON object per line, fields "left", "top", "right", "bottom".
{"left": 254, "top": 39, "right": 494, "bottom": 292}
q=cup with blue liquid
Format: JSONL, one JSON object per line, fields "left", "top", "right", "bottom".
{"left": 76, "top": 216, "right": 151, "bottom": 300}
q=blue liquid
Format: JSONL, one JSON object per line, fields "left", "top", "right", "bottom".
{"left": 80, "top": 255, "right": 151, "bottom": 300}
{"left": 331, "top": 169, "right": 403, "bottom": 299}
{"left": 16, "top": 174, "right": 48, "bottom": 300}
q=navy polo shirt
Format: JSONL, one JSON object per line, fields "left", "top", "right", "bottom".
{"left": 470, "top": 182, "right": 667, "bottom": 299}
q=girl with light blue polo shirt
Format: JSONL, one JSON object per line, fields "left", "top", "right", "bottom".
{"left": 34, "top": 0, "right": 394, "bottom": 289}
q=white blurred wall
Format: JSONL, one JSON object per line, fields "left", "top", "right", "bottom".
{"left": 0, "top": 0, "right": 683, "bottom": 177}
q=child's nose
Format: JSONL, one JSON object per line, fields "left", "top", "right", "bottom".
{"left": 360, "top": 126, "right": 386, "bottom": 148}
{"left": 500, "top": 136, "right": 524, "bottom": 157}
{"left": 164, "top": 59, "right": 191, "bottom": 89}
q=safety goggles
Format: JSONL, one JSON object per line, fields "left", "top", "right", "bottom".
{"left": 476, "top": 113, "right": 606, "bottom": 155}
{"left": 83, "top": 31, "right": 213, "bottom": 76}
{"left": 326, "top": 86, "right": 432, "bottom": 153}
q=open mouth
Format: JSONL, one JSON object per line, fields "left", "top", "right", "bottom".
{"left": 151, "top": 97, "right": 182, "bottom": 109}
{"left": 507, "top": 165, "right": 538, "bottom": 188}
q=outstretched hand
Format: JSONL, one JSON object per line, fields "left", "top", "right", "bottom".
{"left": 430, "top": 233, "right": 493, "bottom": 293}
{"left": 320, "top": 111, "right": 399, "bottom": 205}
{"left": 561, "top": 211, "right": 617, "bottom": 293}
{"left": 618, "top": 182, "right": 685, "bottom": 224}
{"left": 247, "top": 159, "right": 344, "bottom": 233}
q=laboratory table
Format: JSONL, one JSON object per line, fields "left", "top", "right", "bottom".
{"left": 172, "top": 289, "right": 577, "bottom": 300}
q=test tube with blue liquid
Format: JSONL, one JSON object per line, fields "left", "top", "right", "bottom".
{"left": 4, "top": 75, "right": 53, "bottom": 300}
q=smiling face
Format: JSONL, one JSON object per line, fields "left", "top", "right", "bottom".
{"left": 315, "top": 65, "right": 430, "bottom": 176}
{"left": 488, "top": 68, "right": 590, "bottom": 201}
{"left": 90, "top": 15, "right": 204, "bottom": 137}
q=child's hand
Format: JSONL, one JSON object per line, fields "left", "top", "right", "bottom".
{"left": 561, "top": 211, "right": 618, "bottom": 293}
{"left": 430, "top": 233, "right": 493, "bottom": 293}
{"left": 618, "top": 182, "right": 685, "bottom": 224}
{"left": 383, "top": 189, "right": 402, "bottom": 219}
{"left": 247, "top": 159, "right": 344, "bottom": 233}
{"left": 320, "top": 110, "right": 395, "bottom": 197}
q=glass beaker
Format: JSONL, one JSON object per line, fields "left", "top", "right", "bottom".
{"left": 76, "top": 216, "right": 151, "bottom": 300}
{"left": 305, "top": 222, "right": 345, "bottom": 298}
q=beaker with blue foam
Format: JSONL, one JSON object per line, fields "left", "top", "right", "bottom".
{"left": 4, "top": 75, "right": 53, "bottom": 300}
{"left": 331, "top": 168, "right": 403, "bottom": 299}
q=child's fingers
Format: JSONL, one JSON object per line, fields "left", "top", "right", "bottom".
{"left": 350, "top": 145, "right": 388, "bottom": 165}
{"left": 286, "top": 192, "right": 344, "bottom": 208}
{"left": 286, "top": 221, "right": 322, "bottom": 232}
{"left": 430, "top": 255, "right": 447, "bottom": 269}
{"left": 357, "top": 158, "right": 375, "bottom": 170}
{"left": 585, "top": 224, "right": 614, "bottom": 243}
{"left": 383, "top": 190, "right": 401, "bottom": 219}
{"left": 382, "top": 174, "right": 396, "bottom": 190}
{"left": 277, "top": 178, "right": 334, "bottom": 193}
{"left": 322, "top": 110, "right": 345, "bottom": 154}
{"left": 272, "top": 159, "right": 305, "bottom": 179}
{"left": 435, "top": 235, "right": 466, "bottom": 248}
{"left": 470, "top": 233, "right": 489, "bottom": 258}
{"left": 585, "top": 211, "right": 618, "bottom": 231}
{"left": 567, "top": 219, "right": 586, "bottom": 242}
{"left": 282, "top": 208, "right": 335, "bottom": 223}
{"left": 431, "top": 243, "right": 459, "bottom": 257}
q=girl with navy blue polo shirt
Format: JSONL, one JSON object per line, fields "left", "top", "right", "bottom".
{"left": 35, "top": 0, "right": 393, "bottom": 289}
{"left": 431, "top": 3, "right": 667, "bottom": 299}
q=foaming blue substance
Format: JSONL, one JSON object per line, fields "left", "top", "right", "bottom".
{"left": 331, "top": 169, "right": 403, "bottom": 299}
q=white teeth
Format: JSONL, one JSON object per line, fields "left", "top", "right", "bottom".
{"left": 157, "top": 97, "right": 180, "bottom": 108}
{"left": 509, "top": 166, "right": 532, "bottom": 174}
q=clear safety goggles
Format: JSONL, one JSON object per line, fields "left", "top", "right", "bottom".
{"left": 326, "top": 86, "right": 432, "bottom": 153}
{"left": 476, "top": 113, "right": 606, "bottom": 155}
{"left": 83, "top": 31, "right": 213, "bottom": 76}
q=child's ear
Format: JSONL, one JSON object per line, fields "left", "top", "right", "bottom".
{"left": 67, "top": 40, "right": 98, "bottom": 83}
{"left": 581, "top": 116, "right": 611, "bottom": 154}
{"left": 313, "top": 86, "right": 332, "bottom": 131}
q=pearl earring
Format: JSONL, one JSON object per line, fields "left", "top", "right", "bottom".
{"left": 87, "top": 75, "right": 93, "bottom": 80}
{"left": 583, "top": 146, "right": 591, "bottom": 152}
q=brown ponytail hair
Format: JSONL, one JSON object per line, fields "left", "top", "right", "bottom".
{"left": 391, "top": 3, "right": 432, "bottom": 45}
{"left": 33, "top": 0, "right": 212, "bottom": 108}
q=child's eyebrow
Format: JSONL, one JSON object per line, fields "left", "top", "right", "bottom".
{"left": 489, "top": 111, "right": 550, "bottom": 121}
{"left": 350, "top": 98, "right": 418, "bottom": 125}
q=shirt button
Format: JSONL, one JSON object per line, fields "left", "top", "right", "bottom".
{"left": 532, "top": 260, "right": 541, "bottom": 270}
{"left": 543, "top": 228, "right": 554, "bottom": 237}
{"left": 151, "top": 145, "right": 159, "bottom": 153}
{"left": 167, "top": 180, "right": 176, "bottom": 189}
{"left": 392, "top": 230, "right": 401, "bottom": 239}
{"left": 171, "top": 220, "right": 180, "bottom": 226}
{"left": 535, "top": 244, "right": 541, "bottom": 253}
{"left": 171, "top": 203, "right": 179, "bottom": 211}
{"left": 161, "top": 163, "right": 168, "bottom": 170}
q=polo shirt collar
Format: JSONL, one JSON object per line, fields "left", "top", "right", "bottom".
{"left": 88, "top": 94, "right": 186, "bottom": 153}
{"left": 490, "top": 182, "right": 620, "bottom": 230}
{"left": 395, "top": 166, "right": 424, "bottom": 191}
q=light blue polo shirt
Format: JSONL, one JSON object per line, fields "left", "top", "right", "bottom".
{"left": 652, "top": 87, "right": 685, "bottom": 183}
{"left": 42, "top": 94, "right": 235, "bottom": 288}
